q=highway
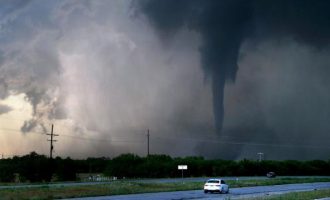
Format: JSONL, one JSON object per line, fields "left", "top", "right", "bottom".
{"left": 0, "top": 176, "right": 329, "bottom": 190}
{"left": 0, "top": 176, "right": 262, "bottom": 190}
{"left": 65, "top": 182, "right": 330, "bottom": 200}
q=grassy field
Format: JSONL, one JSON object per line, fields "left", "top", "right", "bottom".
{"left": 0, "top": 178, "right": 329, "bottom": 200}
{"left": 228, "top": 177, "right": 330, "bottom": 188}
{"left": 245, "top": 188, "right": 330, "bottom": 200}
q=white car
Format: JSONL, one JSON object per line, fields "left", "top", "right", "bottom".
{"left": 204, "top": 179, "right": 229, "bottom": 194}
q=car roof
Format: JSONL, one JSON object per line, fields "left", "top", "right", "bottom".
{"left": 207, "top": 178, "right": 222, "bottom": 181}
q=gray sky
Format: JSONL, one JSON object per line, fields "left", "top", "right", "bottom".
{"left": 0, "top": 0, "right": 329, "bottom": 160}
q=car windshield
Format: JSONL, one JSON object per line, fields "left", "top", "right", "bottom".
{"left": 207, "top": 180, "right": 220, "bottom": 183}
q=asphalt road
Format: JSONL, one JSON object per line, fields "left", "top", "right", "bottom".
{"left": 65, "top": 182, "right": 330, "bottom": 200}
{"left": 0, "top": 176, "right": 329, "bottom": 190}
{"left": 0, "top": 176, "right": 259, "bottom": 189}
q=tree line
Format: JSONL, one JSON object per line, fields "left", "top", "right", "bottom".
{"left": 0, "top": 152, "right": 329, "bottom": 183}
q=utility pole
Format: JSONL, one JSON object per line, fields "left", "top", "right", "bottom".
{"left": 47, "top": 124, "right": 58, "bottom": 159}
{"left": 147, "top": 129, "right": 150, "bottom": 156}
{"left": 257, "top": 152, "right": 264, "bottom": 162}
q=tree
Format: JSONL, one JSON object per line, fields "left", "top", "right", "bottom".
{"left": 17, "top": 152, "right": 52, "bottom": 182}
{"left": 0, "top": 159, "right": 15, "bottom": 182}
{"left": 105, "top": 154, "right": 143, "bottom": 178}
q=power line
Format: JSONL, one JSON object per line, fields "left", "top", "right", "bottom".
{"left": 1, "top": 125, "right": 330, "bottom": 150}
{"left": 2, "top": 126, "right": 330, "bottom": 147}
{"left": 152, "top": 135, "right": 330, "bottom": 150}
{"left": 60, "top": 134, "right": 145, "bottom": 144}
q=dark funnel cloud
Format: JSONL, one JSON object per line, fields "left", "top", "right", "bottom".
{"left": 136, "top": 0, "right": 253, "bottom": 133}
{"left": 2, "top": 0, "right": 330, "bottom": 159}
{"left": 136, "top": 0, "right": 330, "bottom": 134}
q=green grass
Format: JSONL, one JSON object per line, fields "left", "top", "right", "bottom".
{"left": 227, "top": 177, "right": 330, "bottom": 188}
{"left": 0, "top": 178, "right": 329, "bottom": 200}
{"left": 0, "top": 182, "right": 202, "bottom": 200}
{"left": 245, "top": 189, "right": 330, "bottom": 200}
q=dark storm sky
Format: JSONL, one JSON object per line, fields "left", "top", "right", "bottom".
{"left": 0, "top": 0, "right": 329, "bottom": 159}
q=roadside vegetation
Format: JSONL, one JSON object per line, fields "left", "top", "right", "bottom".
{"left": 245, "top": 188, "right": 330, "bottom": 200}
{"left": 1, "top": 152, "right": 330, "bottom": 183}
{"left": 1, "top": 178, "right": 330, "bottom": 200}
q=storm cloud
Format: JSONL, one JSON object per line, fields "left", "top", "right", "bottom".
{"left": 0, "top": 0, "right": 212, "bottom": 158}
{"left": 0, "top": 104, "right": 12, "bottom": 115}
{"left": 136, "top": 0, "right": 330, "bottom": 159}
{"left": 136, "top": 0, "right": 330, "bottom": 134}
{"left": 0, "top": 0, "right": 330, "bottom": 159}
